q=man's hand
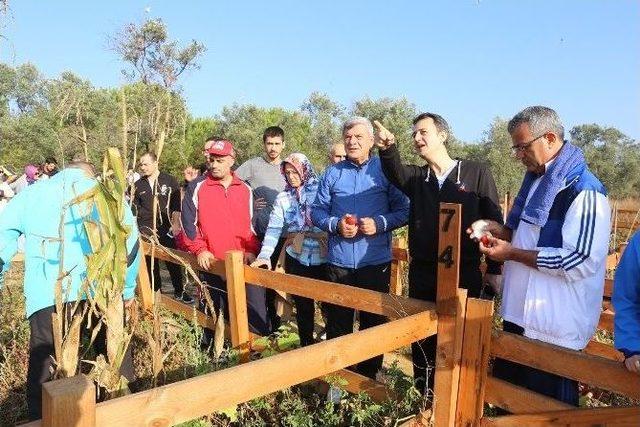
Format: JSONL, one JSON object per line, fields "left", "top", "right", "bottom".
{"left": 479, "top": 237, "right": 538, "bottom": 268}
{"left": 197, "top": 251, "right": 215, "bottom": 270}
{"left": 183, "top": 166, "right": 199, "bottom": 183}
{"left": 250, "top": 258, "right": 271, "bottom": 269}
{"left": 338, "top": 215, "right": 358, "bottom": 238}
{"left": 373, "top": 120, "right": 396, "bottom": 151}
{"left": 244, "top": 252, "right": 257, "bottom": 265}
{"left": 624, "top": 355, "right": 640, "bottom": 375}
{"left": 358, "top": 217, "right": 377, "bottom": 235}
{"left": 124, "top": 298, "right": 136, "bottom": 309}
{"left": 467, "top": 219, "right": 512, "bottom": 242}
{"left": 478, "top": 236, "right": 513, "bottom": 263}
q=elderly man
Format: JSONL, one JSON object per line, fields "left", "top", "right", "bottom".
{"left": 311, "top": 116, "right": 409, "bottom": 380}
{"left": 375, "top": 113, "right": 503, "bottom": 397}
{"left": 0, "top": 161, "right": 141, "bottom": 420}
{"left": 328, "top": 142, "right": 347, "bottom": 165}
{"left": 613, "top": 231, "right": 640, "bottom": 375}
{"left": 181, "top": 138, "right": 269, "bottom": 335}
{"left": 469, "top": 106, "right": 610, "bottom": 406}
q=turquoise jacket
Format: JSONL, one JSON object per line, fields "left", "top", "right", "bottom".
{"left": 0, "top": 168, "right": 140, "bottom": 318}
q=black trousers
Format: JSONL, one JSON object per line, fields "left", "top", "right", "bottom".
{"left": 284, "top": 253, "right": 325, "bottom": 347}
{"left": 146, "top": 233, "right": 184, "bottom": 295}
{"left": 492, "top": 321, "right": 579, "bottom": 411}
{"left": 26, "top": 304, "right": 134, "bottom": 421}
{"left": 200, "top": 272, "right": 270, "bottom": 336}
{"left": 408, "top": 261, "right": 483, "bottom": 397}
{"left": 325, "top": 262, "right": 390, "bottom": 379}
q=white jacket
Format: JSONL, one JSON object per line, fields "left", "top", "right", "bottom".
{"left": 501, "top": 184, "right": 611, "bottom": 350}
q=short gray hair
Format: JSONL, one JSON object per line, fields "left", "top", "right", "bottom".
{"left": 508, "top": 106, "right": 565, "bottom": 141}
{"left": 342, "top": 116, "right": 373, "bottom": 136}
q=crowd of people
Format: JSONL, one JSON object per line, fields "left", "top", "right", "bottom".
{"left": 0, "top": 105, "right": 639, "bottom": 421}
{"left": 0, "top": 157, "right": 59, "bottom": 214}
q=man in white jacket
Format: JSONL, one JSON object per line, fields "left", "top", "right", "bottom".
{"left": 469, "top": 106, "right": 610, "bottom": 407}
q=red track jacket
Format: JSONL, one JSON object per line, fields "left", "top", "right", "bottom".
{"left": 181, "top": 172, "right": 260, "bottom": 258}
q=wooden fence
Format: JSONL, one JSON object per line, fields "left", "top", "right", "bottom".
{"left": 27, "top": 203, "right": 640, "bottom": 426}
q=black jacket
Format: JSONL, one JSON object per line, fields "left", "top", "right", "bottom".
{"left": 380, "top": 145, "right": 503, "bottom": 277}
{"left": 131, "top": 171, "right": 181, "bottom": 237}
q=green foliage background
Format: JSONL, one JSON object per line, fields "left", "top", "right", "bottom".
{"left": 2, "top": 62, "right": 638, "bottom": 198}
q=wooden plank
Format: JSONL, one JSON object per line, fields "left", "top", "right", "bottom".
{"left": 140, "top": 240, "right": 225, "bottom": 277}
{"left": 392, "top": 246, "right": 409, "bottom": 262}
{"left": 436, "top": 203, "right": 461, "bottom": 315}
{"left": 244, "top": 266, "right": 436, "bottom": 320}
{"left": 598, "top": 309, "right": 615, "bottom": 333}
{"left": 390, "top": 236, "right": 407, "bottom": 296}
{"left": 93, "top": 309, "right": 438, "bottom": 427}
{"left": 135, "top": 241, "right": 154, "bottom": 311}
{"left": 583, "top": 339, "right": 624, "bottom": 362}
{"left": 433, "top": 203, "right": 464, "bottom": 427}
{"left": 326, "top": 368, "right": 398, "bottom": 403}
{"left": 456, "top": 298, "right": 494, "bottom": 426}
{"left": 481, "top": 405, "right": 640, "bottom": 427}
{"left": 42, "top": 375, "right": 95, "bottom": 427}
{"left": 484, "top": 376, "right": 573, "bottom": 414}
{"left": 433, "top": 289, "right": 467, "bottom": 427}
{"left": 158, "top": 293, "right": 216, "bottom": 330}
{"left": 225, "top": 251, "right": 250, "bottom": 361}
{"left": 490, "top": 330, "right": 640, "bottom": 399}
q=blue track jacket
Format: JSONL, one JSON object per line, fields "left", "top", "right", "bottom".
{"left": 311, "top": 156, "right": 409, "bottom": 269}
{"left": 613, "top": 231, "right": 640, "bottom": 358}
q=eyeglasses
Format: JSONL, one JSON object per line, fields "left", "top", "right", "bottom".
{"left": 511, "top": 133, "right": 547, "bottom": 155}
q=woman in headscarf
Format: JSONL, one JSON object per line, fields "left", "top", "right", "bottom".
{"left": 251, "top": 153, "right": 327, "bottom": 346}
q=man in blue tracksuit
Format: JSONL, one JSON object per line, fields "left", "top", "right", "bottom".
{"left": 0, "top": 162, "right": 141, "bottom": 420}
{"left": 613, "top": 231, "right": 640, "bottom": 375}
{"left": 311, "top": 116, "right": 410, "bottom": 379}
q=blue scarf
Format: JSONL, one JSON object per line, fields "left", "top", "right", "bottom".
{"left": 506, "top": 141, "right": 586, "bottom": 229}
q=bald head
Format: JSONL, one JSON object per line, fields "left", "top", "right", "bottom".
{"left": 329, "top": 143, "right": 347, "bottom": 164}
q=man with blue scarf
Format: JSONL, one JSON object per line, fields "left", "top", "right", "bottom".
{"left": 469, "top": 106, "right": 610, "bottom": 406}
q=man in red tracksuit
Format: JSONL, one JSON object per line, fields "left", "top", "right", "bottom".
{"left": 181, "top": 138, "right": 269, "bottom": 335}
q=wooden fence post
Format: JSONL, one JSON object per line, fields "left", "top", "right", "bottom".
{"left": 456, "top": 298, "right": 494, "bottom": 426}
{"left": 390, "top": 236, "right": 407, "bottom": 296}
{"left": 433, "top": 202, "right": 466, "bottom": 427}
{"left": 225, "top": 250, "right": 250, "bottom": 362}
{"left": 135, "top": 240, "right": 154, "bottom": 311}
{"left": 42, "top": 375, "right": 95, "bottom": 427}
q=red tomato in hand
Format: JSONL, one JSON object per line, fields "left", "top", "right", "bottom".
{"left": 480, "top": 235, "right": 491, "bottom": 246}
{"left": 345, "top": 215, "right": 358, "bottom": 226}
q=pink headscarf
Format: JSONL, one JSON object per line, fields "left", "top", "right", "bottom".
{"left": 25, "top": 165, "right": 39, "bottom": 184}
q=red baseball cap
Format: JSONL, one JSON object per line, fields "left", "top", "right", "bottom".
{"left": 207, "top": 139, "right": 235, "bottom": 157}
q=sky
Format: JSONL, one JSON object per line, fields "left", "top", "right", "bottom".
{"left": 1, "top": 0, "right": 639, "bottom": 143}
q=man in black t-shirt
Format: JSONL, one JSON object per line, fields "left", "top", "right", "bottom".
{"left": 132, "top": 152, "right": 192, "bottom": 303}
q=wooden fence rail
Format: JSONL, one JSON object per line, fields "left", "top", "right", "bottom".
{"left": 30, "top": 200, "right": 639, "bottom": 427}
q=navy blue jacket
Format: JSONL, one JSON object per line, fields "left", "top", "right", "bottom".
{"left": 311, "top": 156, "right": 409, "bottom": 268}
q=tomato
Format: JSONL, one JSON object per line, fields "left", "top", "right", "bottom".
{"left": 345, "top": 215, "right": 358, "bottom": 226}
{"left": 480, "top": 235, "right": 491, "bottom": 246}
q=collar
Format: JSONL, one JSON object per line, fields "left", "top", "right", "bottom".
{"left": 205, "top": 171, "right": 242, "bottom": 187}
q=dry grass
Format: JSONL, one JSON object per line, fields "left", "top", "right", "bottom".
{"left": 0, "top": 261, "right": 29, "bottom": 426}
